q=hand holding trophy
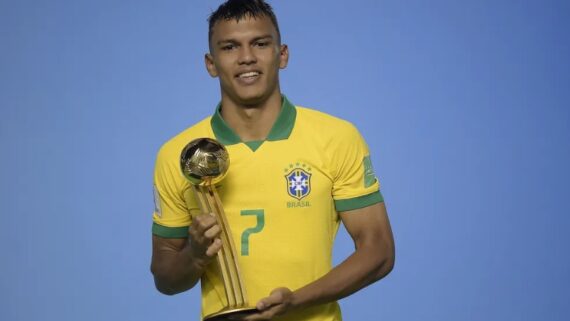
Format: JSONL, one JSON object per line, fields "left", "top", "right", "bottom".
{"left": 180, "top": 138, "right": 257, "bottom": 321}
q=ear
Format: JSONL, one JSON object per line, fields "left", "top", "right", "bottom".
{"left": 279, "top": 44, "right": 289, "bottom": 69}
{"left": 205, "top": 53, "right": 218, "bottom": 77}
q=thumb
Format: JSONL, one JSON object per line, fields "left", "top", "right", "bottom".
{"left": 256, "top": 288, "right": 288, "bottom": 310}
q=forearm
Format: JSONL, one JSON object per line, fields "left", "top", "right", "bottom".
{"left": 151, "top": 240, "right": 207, "bottom": 295}
{"left": 241, "top": 203, "right": 394, "bottom": 321}
{"left": 291, "top": 243, "right": 394, "bottom": 309}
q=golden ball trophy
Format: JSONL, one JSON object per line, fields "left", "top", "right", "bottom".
{"left": 180, "top": 138, "right": 257, "bottom": 321}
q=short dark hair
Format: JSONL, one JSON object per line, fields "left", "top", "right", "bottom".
{"left": 208, "top": 0, "right": 281, "bottom": 44}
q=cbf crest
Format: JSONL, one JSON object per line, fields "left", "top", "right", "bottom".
{"left": 284, "top": 163, "right": 312, "bottom": 200}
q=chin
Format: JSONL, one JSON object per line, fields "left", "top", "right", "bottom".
{"left": 235, "top": 91, "right": 268, "bottom": 107}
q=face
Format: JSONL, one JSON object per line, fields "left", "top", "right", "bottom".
{"left": 205, "top": 15, "right": 289, "bottom": 106}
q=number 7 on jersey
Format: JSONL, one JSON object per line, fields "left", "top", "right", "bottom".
{"left": 240, "top": 209, "right": 265, "bottom": 256}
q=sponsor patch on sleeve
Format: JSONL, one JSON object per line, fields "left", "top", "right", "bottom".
{"left": 153, "top": 185, "right": 162, "bottom": 217}
{"left": 363, "top": 156, "right": 377, "bottom": 188}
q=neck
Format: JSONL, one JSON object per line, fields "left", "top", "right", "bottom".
{"left": 220, "top": 90, "right": 283, "bottom": 142}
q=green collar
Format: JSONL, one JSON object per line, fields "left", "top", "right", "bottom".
{"left": 211, "top": 95, "right": 297, "bottom": 149}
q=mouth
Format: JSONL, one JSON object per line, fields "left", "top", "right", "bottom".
{"left": 235, "top": 70, "right": 262, "bottom": 86}
{"left": 236, "top": 71, "right": 261, "bottom": 78}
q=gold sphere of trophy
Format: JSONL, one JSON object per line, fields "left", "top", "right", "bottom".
{"left": 180, "top": 138, "right": 257, "bottom": 321}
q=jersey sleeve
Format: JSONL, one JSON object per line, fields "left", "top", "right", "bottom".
{"left": 152, "top": 144, "right": 192, "bottom": 238}
{"left": 330, "top": 123, "right": 383, "bottom": 212}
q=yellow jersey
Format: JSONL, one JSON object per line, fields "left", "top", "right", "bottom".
{"left": 152, "top": 96, "right": 383, "bottom": 321}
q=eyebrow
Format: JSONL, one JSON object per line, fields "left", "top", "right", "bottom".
{"left": 216, "top": 34, "right": 273, "bottom": 46}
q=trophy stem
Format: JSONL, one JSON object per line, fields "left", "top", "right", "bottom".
{"left": 192, "top": 185, "right": 235, "bottom": 306}
{"left": 209, "top": 185, "right": 248, "bottom": 305}
{"left": 191, "top": 185, "right": 249, "bottom": 308}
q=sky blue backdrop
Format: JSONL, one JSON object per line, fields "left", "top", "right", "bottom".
{"left": 1, "top": 0, "right": 569, "bottom": 320}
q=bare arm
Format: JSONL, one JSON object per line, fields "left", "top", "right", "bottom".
{"left": 245, "top": 202, "right": 395, "bottom": 320}
{"left": 150, "top": 214, "right": 223, "bottom": 295}
{"left": 293, "top": 201, "right": 395, "bottom": 305}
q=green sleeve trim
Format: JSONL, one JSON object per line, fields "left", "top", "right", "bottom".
{"left": 334, "top": 191, "right": 384, "bottom": 212}
{"left": 152, "top": 223, "right": 189, "bottom": 238}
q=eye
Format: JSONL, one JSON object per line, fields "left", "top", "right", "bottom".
{"left": 254, "top": 41, "right": 269, "bottom": 48}
{"left": 221, "top": 44, "right": 236, "bottom": 51}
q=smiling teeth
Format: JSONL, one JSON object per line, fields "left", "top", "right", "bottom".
{"left": 239, "top": 72, "right": 259, "bottom": 78}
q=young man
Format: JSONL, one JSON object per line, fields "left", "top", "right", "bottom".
{"left": 150, "top": 1, "right": 395, "bottom": 320}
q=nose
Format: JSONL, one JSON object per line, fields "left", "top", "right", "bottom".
{"left": 237, "top": 46, "right": 256, "bottom": 65}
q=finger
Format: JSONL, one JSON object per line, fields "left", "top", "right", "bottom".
{"left": 203, "top": 224, "right": 221, "bottom": 239}
{"left": 242, "top": 305, "right": 281, "bottom": 321}
{"left": 256, "top": 291, "right": 284, "bottom": 310}
{"left": 205, "top": 238, "right": 222, "bottom": 257}
{"left": 192, "top": 213, "right": 217, "bottom": 233}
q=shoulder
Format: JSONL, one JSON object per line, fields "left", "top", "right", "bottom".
{"left": 156, "top": 116, "right": 213, "bottom": 162}
{"left": 294, "top": 106, "right": 361, "bottom": 138}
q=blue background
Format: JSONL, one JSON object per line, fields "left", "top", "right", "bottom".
{"left": 1, "top": 0, "right": 569, "bottom": 320}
